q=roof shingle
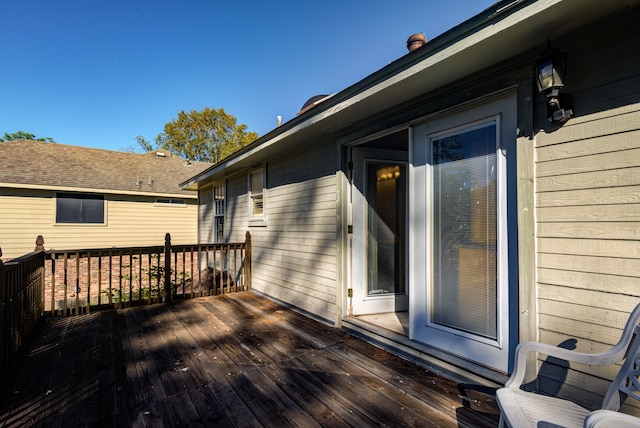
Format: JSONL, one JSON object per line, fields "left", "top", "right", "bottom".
{"left": 0, "top": 140, "right": 211, "bottom": 196}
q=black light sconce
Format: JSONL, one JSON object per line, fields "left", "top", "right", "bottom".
{"left": 536, "top": 40, "right": 573, "bottom": 123}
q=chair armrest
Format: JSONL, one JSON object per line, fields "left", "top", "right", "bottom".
{"left": 584, "top": 409, "right": 640, "bottom": 427}
{"left": 505, "top": 339, "right": 629, "bottom": 389}
{"left": 504, "top": 305, "right": 640, "bottom": 390}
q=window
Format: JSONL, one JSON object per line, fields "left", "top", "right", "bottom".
{"left": 56, "top": 193, "right": 105, "bottom": 224}
{"left": 430, "top": 120, "right": 498, "bottom": 339}
{"left": 248, "top": 168, "right": 265, "bottom": 223}
{"left": 213, "top": 182, "right": 225, "bottom": 242}
{"left": 155, "top": 198, "right": 186, "bottom": 206}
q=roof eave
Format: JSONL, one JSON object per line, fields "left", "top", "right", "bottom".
{"left": 181, "top": 0, "right": 639, "bottom": 191}
{"left": 1, "top": 182, "right": 198, "bottom": 199}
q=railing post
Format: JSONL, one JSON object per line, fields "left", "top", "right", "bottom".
{"left": 34, "top": 235, "right": 45, "bottom": 252}
{"left": 37, "top": 237, "right": 46, "bottom": 313}
{"left": 245, "top": 232, "right": 251, "bottom": 290}
{"left": 0, "top": 246, "right": 6, "bottom": 375}
{"left": 164, "top": 233, "right": 172, "bottom": 303}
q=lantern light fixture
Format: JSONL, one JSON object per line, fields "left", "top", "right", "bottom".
{"left": 536, "top": 40, "right": 573, "bottom": 123}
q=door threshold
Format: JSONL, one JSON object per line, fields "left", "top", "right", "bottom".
{"left": 352, "top": 311, "right": 409, "bottom": 336}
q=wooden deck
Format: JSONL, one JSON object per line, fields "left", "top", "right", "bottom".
{"left": 0, "top": 292, "right": 500, "bottom": 427}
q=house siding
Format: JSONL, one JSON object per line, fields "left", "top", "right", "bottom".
{"left": 198, "top": 184, "right": 215, "bottom": 243}
{"left": 533, "top": 9, "right": 640, "bottom": 413}
{"left": 221, "top": 139, "right": 339, "bottom": 322}
{"left": 186, "top": 1, "right": 640, "bottom": 400}
{"left": 0, "top": 188, "right": 200, "bottom": 258}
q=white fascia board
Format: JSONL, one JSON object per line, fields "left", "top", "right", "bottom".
{"left": 0, "top": 182, "right": 198, "bottom": 199}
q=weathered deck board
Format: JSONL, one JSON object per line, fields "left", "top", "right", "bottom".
{"left": 0, "top": 291, "right": 500, "bottom": 427}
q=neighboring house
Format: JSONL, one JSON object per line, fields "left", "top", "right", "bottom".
{"left": 0, "top": 140, "right": 211, "bottom": 259}
{"left": 182, "top": 0, "right": 640, "bottom": 414}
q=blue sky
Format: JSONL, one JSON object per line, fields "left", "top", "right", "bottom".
{"left": 1, "top": 1, "right": 497, "bottom": 152}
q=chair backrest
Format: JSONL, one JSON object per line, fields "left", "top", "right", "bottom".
{"left": 602, "top": 321, "right": 640, "bottom": 411}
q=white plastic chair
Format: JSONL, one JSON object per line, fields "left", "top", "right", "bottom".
{"left": 496, "top": 303, "right": 640, "bottom": 427}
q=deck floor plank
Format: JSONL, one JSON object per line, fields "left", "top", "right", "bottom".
{"left": 121, "top": 306, "right": 169, "bottom": 422}
{"left": 0, "top": 291, "right": 500, "bottom": 427}
{"left": 167, "top": 298, "right": 265, "bottom": 428}
{"left": 0, "top": 319, "right": 66, "bottom": 427}
{"left": 329, "top": 337, "right": 500, "bottom": 427}
{"left": 299, "top": 346, "right": 455, "bottom": 427}
{"left": 161, "top": 303, "right": 238, "bottom": 426}
{"left": 229, "top": 366, "right": 321, "bottom": 428}
{"left": 36, "top": 313, "right": 102, "bottom": 428}
{"left": 202, "top": 296, "right": 326, "bottom": 365}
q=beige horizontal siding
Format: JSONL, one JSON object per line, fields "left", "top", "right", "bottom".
{"left": 197, "top": 185, "right": 215, "bottom": 243}
{"left": 537, "top": 186, "right": 640, "bottom": 207}
{"left": 537, "top": 268, "right": 640, "bottom": 296}
{"left": 0, "top": 189, "right": 199, "bottom": 259}
{"left": 538, "top": 222, "right": 640, "bottom": 240}
{"left": 219, "top": 140, "right": 338, "bottom": 322}
{"left": 536, "top": 128, "right": 640, "bottom": 162}
{"left": 532, "top": 11, "right": 640, "bottom": 408}
{"left": 534, "top": 92, "right": 640, "bottom": 408}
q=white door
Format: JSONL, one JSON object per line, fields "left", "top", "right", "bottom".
{"left": 410, "top": 94, "right": 516, "bottom": 372}
{"left": 351, "top": 148, "right": 408, "bottom": 315}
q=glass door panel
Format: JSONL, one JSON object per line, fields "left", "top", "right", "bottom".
{"left": 351, "top": 148, "right": 408, "bottom": 316}
{"left": 410, "top": 94, "right": 516, "bottom": 372}
{"left": 367, "top": 163, "right": 406, "bottom": 296}
{"left": 431, "top": 123, "right": 497, "bottom": 338}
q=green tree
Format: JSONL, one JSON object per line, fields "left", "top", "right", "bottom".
{"left": 138, "top": 107, "right": 258, "bottom": 163}
{"left": 1, "top": 131, "right": 54, "bottom": 142}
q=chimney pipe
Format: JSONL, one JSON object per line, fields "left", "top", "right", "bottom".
{"left": 406, "top": 33, "right": 427, "bottom": 52}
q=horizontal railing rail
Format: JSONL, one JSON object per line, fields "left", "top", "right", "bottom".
{"left": 0, "top": 249, "right": 46, "bottom": 376}
{"left": 44, "top": 232, "right": 252, "bottom": 316}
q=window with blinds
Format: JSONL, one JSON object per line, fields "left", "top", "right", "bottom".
{"left": 430, "top": 121, "right": 498, "bottom": 340}
{"left": 249, "top": 168, "right": 265, "bottom": 222}
{"left": 213, "top": 182, "right": 225, "bottom": 243}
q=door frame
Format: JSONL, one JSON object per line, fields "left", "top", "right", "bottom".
{"left": 350, "top": 147, "right": 409, "bottom": 316}
{"left": 409, "top": 93, "right": 517, "bottom": 372}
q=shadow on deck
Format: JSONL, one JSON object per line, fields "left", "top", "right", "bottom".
{"left": 0, "top": 291, "right": 500, "bottom": 427}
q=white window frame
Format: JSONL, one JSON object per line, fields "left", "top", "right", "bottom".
{"left": 154, "top": 198, "right": 186, "bottom": 207}
{"left": 248, "top": 167, "right": 266, "bottom": 225}
{"left": 213, "top": 181, "right": 226, "bottom": 243}
{"left": 408, "top": 91, "right": 516, "bottom": 372}
{"left": 425, "top": 116, "right": 505, "bottom": 348}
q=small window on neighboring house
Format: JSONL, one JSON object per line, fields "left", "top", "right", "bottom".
{"left": 213, "top": 182, "right": 225, "bottom": 242}
{"left": 249, "top": 168, "right": 265, "bottom": 223}
{"left": 56, "top": 193, "right": 105, "bottom": 224}
{"left": 155, "top": 198, "right": 186, "bottom": 206}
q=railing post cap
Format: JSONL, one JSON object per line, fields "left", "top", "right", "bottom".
{"left": 35, "top": 235, "right": 45, "bottom": 251}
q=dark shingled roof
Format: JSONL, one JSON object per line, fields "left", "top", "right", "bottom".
{"left": 0, "top": 140, "right": 212, "bottom": 197}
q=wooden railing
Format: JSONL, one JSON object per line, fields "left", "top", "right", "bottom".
{"left": 0, "top": 232, "right": 251, "bottom": 375}
{"left": 0, "top": 249, "right": 45, "bottom": 376}
{"left": 44, "top": 232, "right": 252, "bottom": 316}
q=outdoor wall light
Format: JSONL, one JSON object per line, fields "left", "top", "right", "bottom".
{"left": 536, "top": 40, "right": 573, "bottom": 123}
